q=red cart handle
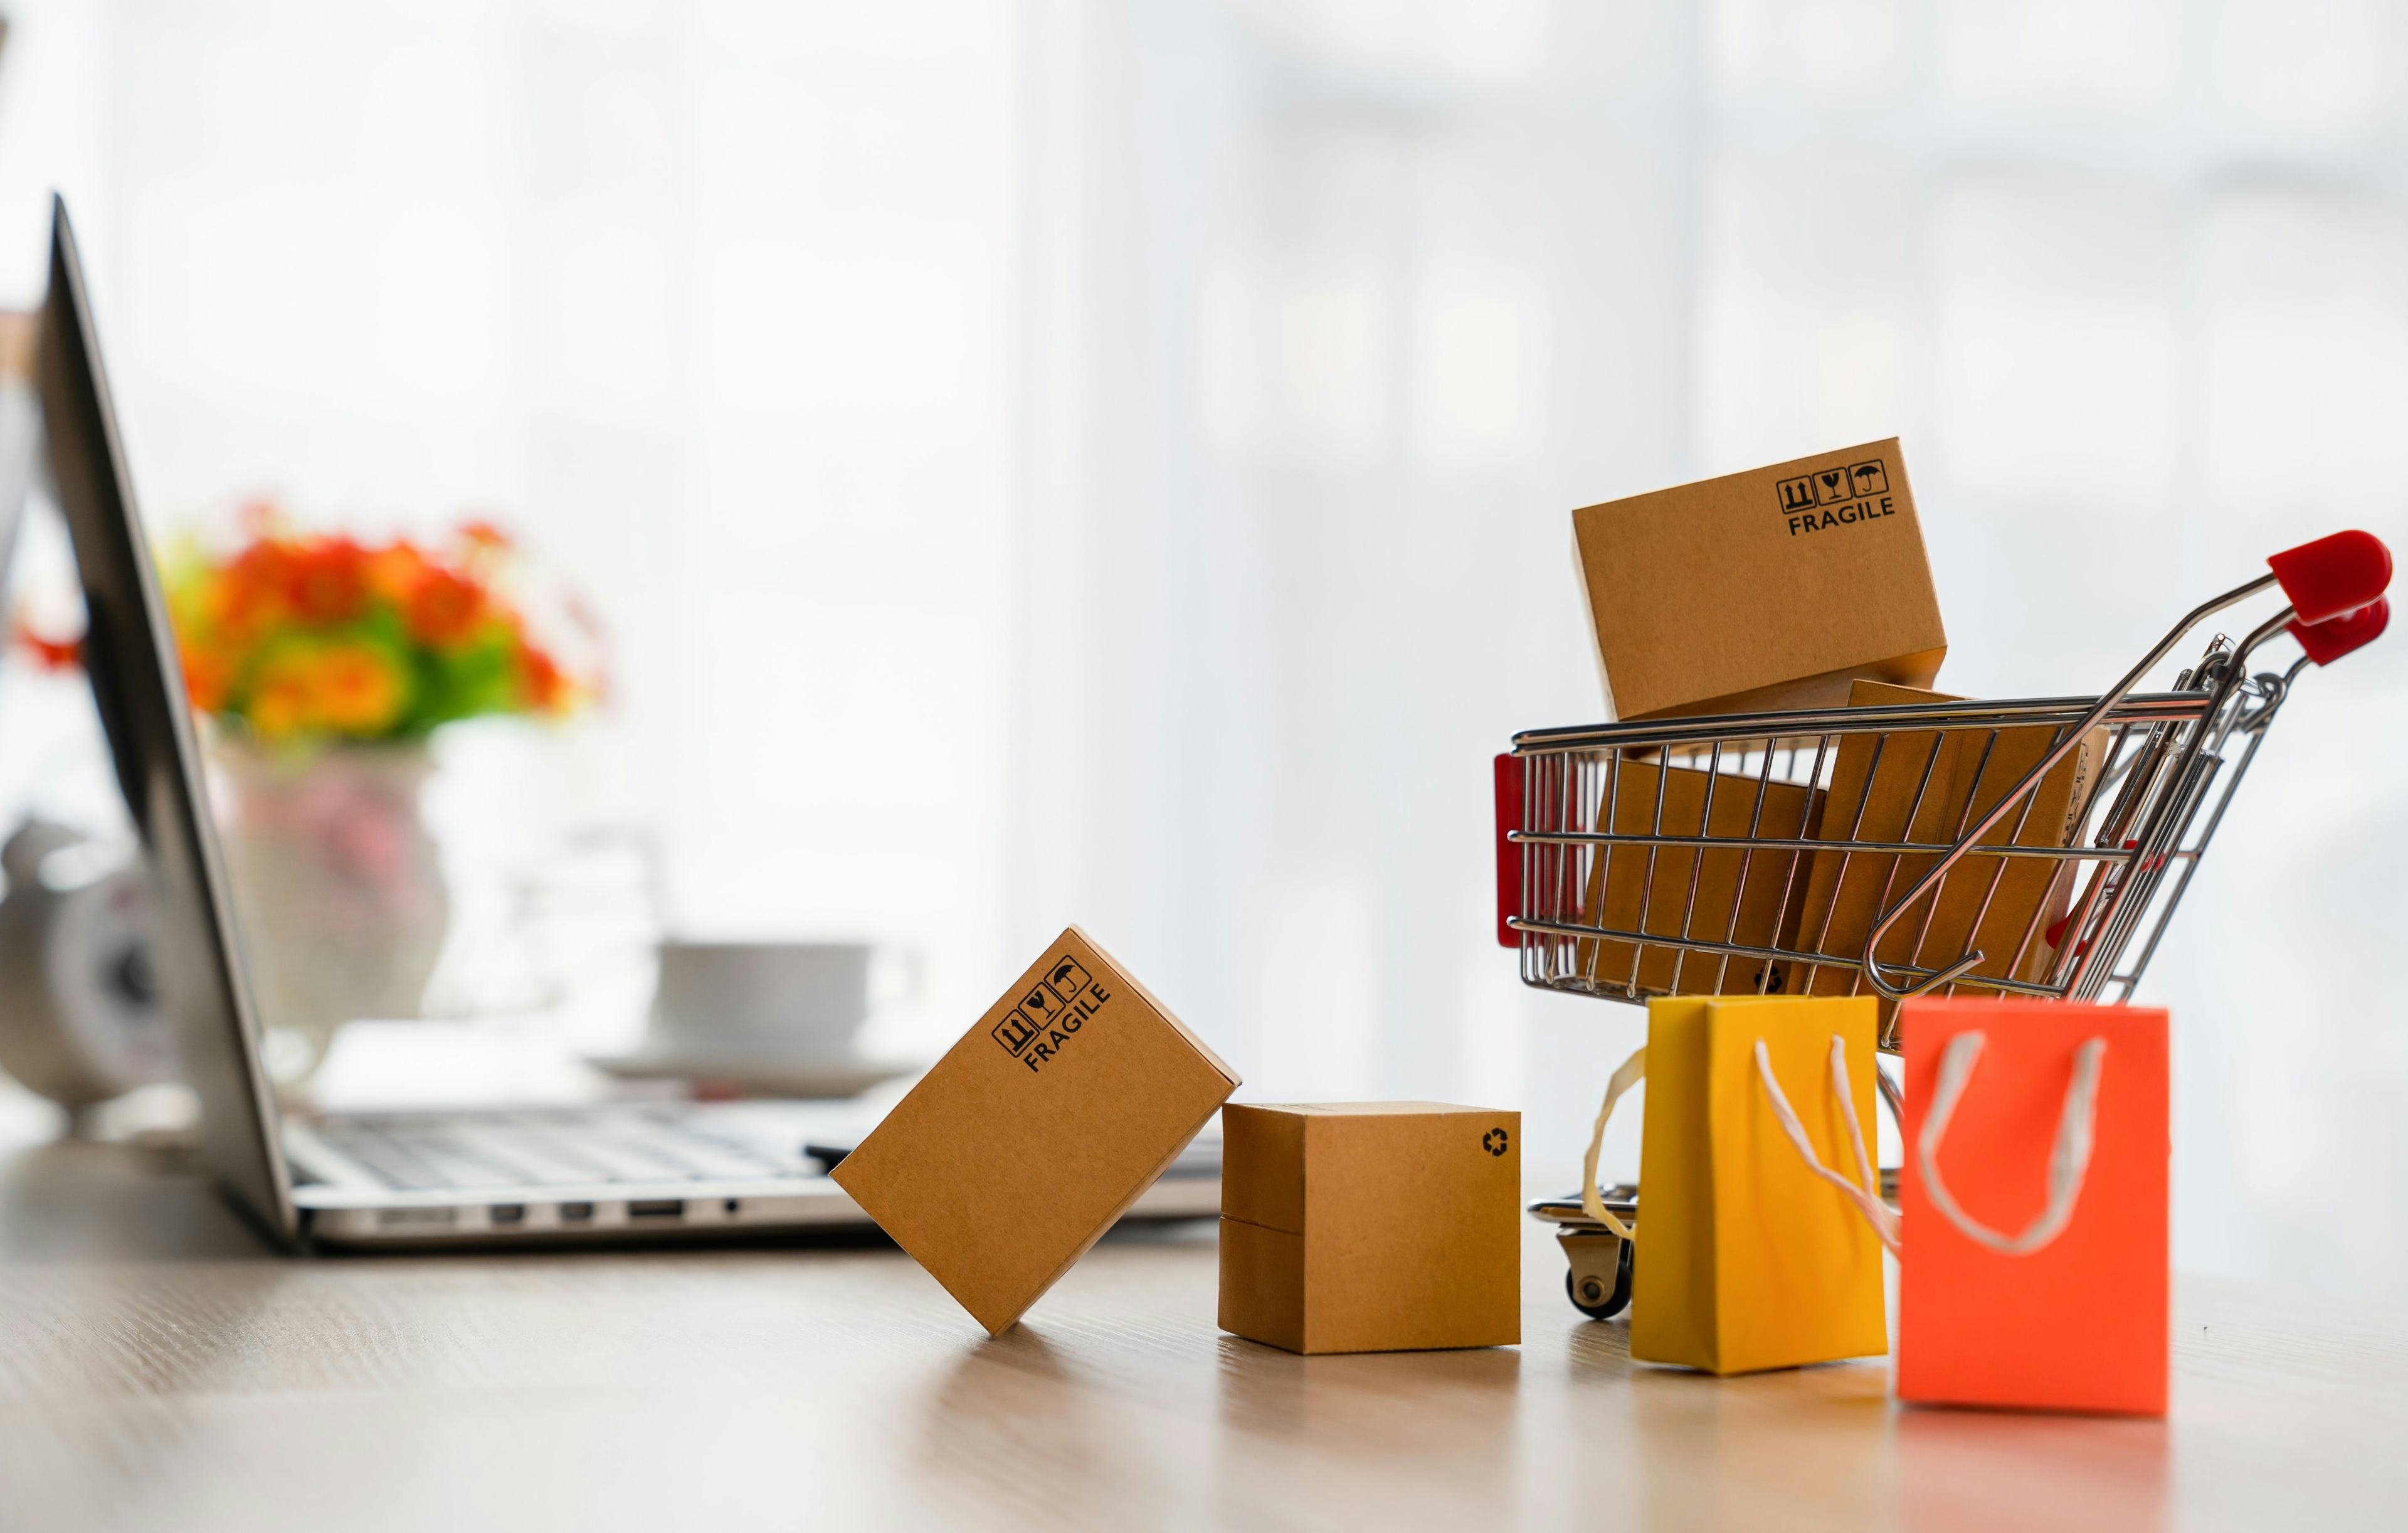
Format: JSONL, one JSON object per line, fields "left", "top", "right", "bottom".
{"left": 2271, "top": 529, "right": 2392, "bottom": 664}
{"left": 1494, "top": 753, "right": 1523, "bottom": 948}
{"left": 2270, "top": 529, "right": 2389, "bottom": 622}
{"left": 2293, "top": 597, "right": 2389, "bottom": 666}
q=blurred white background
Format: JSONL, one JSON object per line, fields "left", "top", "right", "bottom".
{"left": 0, "top": 0, "right": 2401, "bottom": 1296}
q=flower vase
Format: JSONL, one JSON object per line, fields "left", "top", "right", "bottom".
{"left": 213, "top": 741, "right": 451, "bottom": 1087}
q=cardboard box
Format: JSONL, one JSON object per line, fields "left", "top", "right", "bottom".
{"left": 1571, "top": 438, "right": 1946, "bottom": 721}
{"left": 1789, "top": 681, "right": 2103, "bottom": 1017}
{"left": 831, "top": 926, "right": 1238, "bottom": 1335}
{"left": 1218, "top": 1103, "right": 1519, "bottom": 1354}
{"left": 1573, "top": 760, "right": 1824, "bottom": 995}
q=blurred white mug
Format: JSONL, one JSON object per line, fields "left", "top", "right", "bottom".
{"left": 646, "top": 940, "right": 911, "bottom": 1063}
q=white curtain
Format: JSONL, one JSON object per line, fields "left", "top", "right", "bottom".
{"left": 0, "top": 0, "right": 2403, "bottom": 1297}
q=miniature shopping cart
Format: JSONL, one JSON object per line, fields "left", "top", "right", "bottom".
{"left": 1501, "top": 531, "right": 2392, "bottom": 1318}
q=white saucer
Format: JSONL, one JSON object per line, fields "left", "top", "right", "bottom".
{"left": 584, "top": 1047, "right": 917, "bottom": 1099}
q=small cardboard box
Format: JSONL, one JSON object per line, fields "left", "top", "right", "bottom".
{"left": 1218, "top": 1103, "right": 1520, "bottom": 1355}
{"left": 831, "top": 926, "right": 1238, "bottom": 1335}
{"left": 1789, "top": 681, "right": 2103, "bottom": 1019}
{"left": 1571, "top": 438, "right": 1946, "bottom": 721}
{"left": 1573, "top": 760, "right": 1824, "bottom": 996}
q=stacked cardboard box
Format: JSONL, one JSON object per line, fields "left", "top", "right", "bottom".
{"left": 1571, "top": 437, "right": 1945, "bottom": 722}
{"left": 1569, "top": 442, "right": 2100, "bottom": 1007}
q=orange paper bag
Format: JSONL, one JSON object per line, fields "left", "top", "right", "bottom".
{"left": 1896, "top": 998, "right": 2168, "bottom": 1414}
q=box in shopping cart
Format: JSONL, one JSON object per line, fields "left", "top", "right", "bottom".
{"left": 1788, "top": 680, "right": 2110, "bottom": 1011}
{"left": 1570, "top": 437, "right": 1947, "bottom": 722}
{"left": 1568, "top": 758, "right": 1823, "bottom": 995}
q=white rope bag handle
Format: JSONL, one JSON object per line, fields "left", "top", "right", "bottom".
{"left": 1580, "top": 1044, "right": 1647, "bottom": 1240}
{"left": 1753, "top": 1036, "right": 1900, "bottom": 1255}
{"left": 1580, "top": 1037, "right": 1903, "bottom": 1249}
{"left": 1916, "top": 1031, "right": 2106, "bottom": 1256}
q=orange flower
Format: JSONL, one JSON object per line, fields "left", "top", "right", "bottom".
{"left": 162, "top": 507, "right": 594, "bottom": 740}
{"left": 246, "top": 652, "right": 318, "bottom": 740}
{"left": 219, "top": 539, "right": 295, "bottom": 636}
{"left": 309, "top": 641, "right": 409, "bottom": 734}
{"left": 403, "top": 566, "right": 487, "bottom": 648}
{"left": 519, "top": 642, "right": 568, "bottom": 713}
{"left": 181, "top": 647, "right": 234, "bottom": 714}
{"left": 283, "top": 538, "right": 372, "bottom": 624}
{"left": 244, "top": 640, "right": 409, "bottom": 738}
{"left": 367, "top": 539, "right": 433, "bottom": 603}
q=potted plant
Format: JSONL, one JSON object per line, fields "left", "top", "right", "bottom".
{"left": 26, "top": 503, "right": 593, "bottom": 1084}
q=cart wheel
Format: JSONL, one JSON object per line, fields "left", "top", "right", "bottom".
{"left": 1565, "top": 1240, "right": 1634, "bottom": 1320}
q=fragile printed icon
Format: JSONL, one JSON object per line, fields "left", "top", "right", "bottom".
{"left": 993, "top": 1007, "right": 1042, "bottom": 1058}
{"left": 1022, "top": 982, "right": 1065, "bottom": 1025}
{"left": 1815, "top": 466, "right": 1849, "bottom": 504}
{"left": 1847, "top": 459, "right": 1888, "bottom": 499}
{"left": 1044, "top": 957, "right": 1094, "bottom": 1006}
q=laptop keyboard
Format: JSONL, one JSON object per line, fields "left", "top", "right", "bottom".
{"left": 310, "top": 1110, "right": 818, "bottom": 1192}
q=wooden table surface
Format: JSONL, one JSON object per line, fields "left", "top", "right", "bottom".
{"left": 3, "top": 1138, "right": 2404, "bottom": 1533}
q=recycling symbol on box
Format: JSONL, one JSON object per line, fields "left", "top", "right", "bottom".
{"left": 1482, "top": 1127, "right": 1509, "bottom": 1157}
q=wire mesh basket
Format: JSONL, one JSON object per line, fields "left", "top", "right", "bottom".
{"left": 1494, "top": 531, "right": 2392, "bottom": 1051}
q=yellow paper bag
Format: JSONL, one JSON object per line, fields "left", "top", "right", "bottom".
{"left": 1627, "top": 995, "right": 1890, "bottom": 1374}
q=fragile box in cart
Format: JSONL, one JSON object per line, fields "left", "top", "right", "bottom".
{"left": 1571, "top": 438, "right": 1946, "bottom": 721}
{"left": 832, "top": 927, "right": 1239, "bottom": 1334}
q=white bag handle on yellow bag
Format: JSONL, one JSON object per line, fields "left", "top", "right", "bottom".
{"left": 1753, "top": 1036, "right": 1900, "bottom": 1255}
{"left": 1580, "top": 1036, "right": 1904, "bottom": 1251}
{"left": 1580, "top": 1044, "right": 1647, "bottom": 1240}
{"left": 1916, "top": 1031, "right": 2106, "bottom": 1256}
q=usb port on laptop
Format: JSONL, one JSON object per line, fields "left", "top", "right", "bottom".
{"left": 558, "top": 1201, "right": 596, "bottom": 1223}
{"left": 628, "top": 1199, "right": 684, "bottom": 1219}
{"left": 487, "top": 1204, "right": 527, "bottom": 1227}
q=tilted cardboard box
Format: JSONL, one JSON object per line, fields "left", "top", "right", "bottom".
{"left": 1218, "top": 1103, "right": 1520, "bottom": 1355}
{"left": 1788, "top": 681, "right": 2104, "bottom": 1022}
{"left": 1571, "top": 438, "right": 1946, "bottom": 721}
{"left": 832, "top": 926, "right": 1238, "bottom": 1335}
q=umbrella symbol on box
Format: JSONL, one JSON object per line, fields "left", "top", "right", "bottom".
{"left": 1848, "top": 460, "right": 1888, "bottom": 498}
{"left": 1045, "top": 957, "right": 1094, "bottom": 1005}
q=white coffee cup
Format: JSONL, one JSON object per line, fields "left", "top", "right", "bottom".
{"left": 645, "top": 940, "right": 892, "bottom": 1063}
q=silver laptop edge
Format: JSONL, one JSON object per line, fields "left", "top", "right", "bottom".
{"left": 36, "top": 194, "right": 1219, "bottom": 1251}
{"left": 40, "top": 195, "right": 300, "bottom": 1237}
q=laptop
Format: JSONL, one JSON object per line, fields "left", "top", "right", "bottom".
{"left": 33, "top": 195, "right": 1217, "bottom": 1248}
{"left": 0, "top": 309, "right": 34, "bottom": 618}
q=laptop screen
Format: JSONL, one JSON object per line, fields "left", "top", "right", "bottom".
{"left": 36, "top": 196, "right": 297, "bottom": 1239}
